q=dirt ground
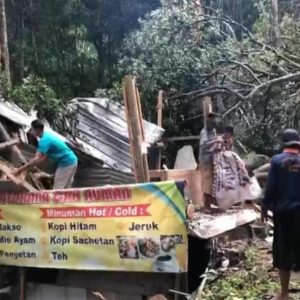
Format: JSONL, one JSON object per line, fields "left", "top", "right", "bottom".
{"left": 200, "top": 226, "right": 300, "bottom": 300}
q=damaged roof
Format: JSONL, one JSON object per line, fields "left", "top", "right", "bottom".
{"left": 66, "top": 97, "right": 164, "bottom": 173}
{"left": 0, "top": 97, "right": 163, "bottom": 183}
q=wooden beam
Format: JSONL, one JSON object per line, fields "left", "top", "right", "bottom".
{"left": 135, "top": 82, "right": 150, "bottom": 182}
{"left": 19, "top": 268, "right": 26, "bottom": 300}
{"left": 0, "top": 138, "right": 19, "bottom": 150}
{"left": 149, "top": 169, "right": 203, "bottom": 206}
{"left": 122, "top": 85, "right": 138, "bottom": 182}
{"left": 0, "top": 160, "right": 37, "bottom": 192}
{"left": 156, "top": 90, "right": 164, "bottom": 170}
{"left": 157, "top": 90, "right": 164, "bottom": 128}
{"left": 123, "top": 76, "right": 149, "bottom": 183}
{"left": 162, "top": 135, "right": 200, "bottom": 142}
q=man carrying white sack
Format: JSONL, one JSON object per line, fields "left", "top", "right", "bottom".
{"left": 212, "top": 127, "right": 262, "bottom": 210}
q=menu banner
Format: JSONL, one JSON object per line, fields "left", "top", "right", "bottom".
{"left": 0, "top": 181, "right": 187, "bottom": 273}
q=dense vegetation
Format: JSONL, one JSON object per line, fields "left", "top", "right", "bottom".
{"left": 1, "top": 0, "right": 300, "bottom": 158}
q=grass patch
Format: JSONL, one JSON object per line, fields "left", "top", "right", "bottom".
{"left": 201, "top": 246, "right": 279, "bottom": 300}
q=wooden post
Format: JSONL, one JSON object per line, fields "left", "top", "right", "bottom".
{"left": 19, "top": 268, "right": 26, "bottom": 300}
{"left": 155, "top": 90, "right": 164, "bottom": 170}
{"left": 122, "top": 86, "right": 138, "bottom": 182}
{"left": 123, "top": 76, "right": 149, "bottom": 183}
{"left": 135, "top": 84, "right": 150, "bottom": 181}
{"left": 157, "top": 90, "right": 164, "bottom": 128}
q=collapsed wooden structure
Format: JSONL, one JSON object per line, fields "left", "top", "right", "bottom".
{"left": 0, "top": 75, "right": 266, "bottom": 300}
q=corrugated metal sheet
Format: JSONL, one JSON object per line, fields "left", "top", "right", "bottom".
{"left": 68, "top": 98, "right": 164, "bottom": 173}
{"left": 74, "top": 167, "right": 134, "bottom": 187}
{"left": 17, "top": 143, "right": 121, "bottom": 187}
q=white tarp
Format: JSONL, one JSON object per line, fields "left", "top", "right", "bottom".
{"left": 174, "top": 145, "right": 197, "bottom": 170}
{"left": 189, "top": 209, "right": 258, "bottom": 239}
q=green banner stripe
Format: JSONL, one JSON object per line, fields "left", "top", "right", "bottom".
{"left": 140, "top": 182, "right": 186, "bottom": 222}
{"left": 158, "top": 183, "right": 186, "bottom": 215}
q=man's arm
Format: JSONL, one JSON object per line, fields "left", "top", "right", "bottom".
{"left": 12, "top": 152, "right": 46, "bottom": 176}
{"left": 261, "top": 158, "right": 276, "bottom": 221}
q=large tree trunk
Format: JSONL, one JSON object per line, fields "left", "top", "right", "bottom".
{"left": 0, "top": 0, "right": 11, "bottom": 85}
{"left": 270, "top": 0, "right": 282, "bottom": 47}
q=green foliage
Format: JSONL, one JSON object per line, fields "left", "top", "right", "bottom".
{"left": 8, "top": 75, "right": 61, "bottom": 121}
{"left": 6, "top": 0, "right": 160, "bottom": 99}
{"left": 94, "top": 81, "right": 122, "bottom": 103}
{"left": 116, "top": 0, "right": 300, "bottom": 156}
{"left": 4, "top": 0, "right": 300, "bottom": 158}
{"left": 202, "top": 247, "right": 279, "bottom": 300}
{"left": 119, "top": 0, "right": 213, "bottom": 94}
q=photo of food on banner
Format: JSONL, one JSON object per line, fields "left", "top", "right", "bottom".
{"left": 116, "top": 235, "right": 184, "bottom": 272}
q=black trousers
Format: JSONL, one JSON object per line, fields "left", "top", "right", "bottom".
{"left": 273, "top": 208, "right": 300, "bottom": 271}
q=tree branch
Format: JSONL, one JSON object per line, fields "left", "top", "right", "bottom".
{"left": 218, "top": 60, "right": 262, "bottom": 84}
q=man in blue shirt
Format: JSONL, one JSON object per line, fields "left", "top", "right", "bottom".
{"left": 262, "top": 129, "right": 300, "bottom": 300}
{"left": 13, "top": 119, "right": 78, "bottom": 189}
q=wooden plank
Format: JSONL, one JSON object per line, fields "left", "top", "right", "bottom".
{"left": 122, "top": 85, "right": 138, "bottom": 182}
{"left": 135, "top": 83, "right": 150, "bottom": 182}
{"left": 150, "top": 169, "right": 203, "bottom": 206}
{"left": 123, "top": 78, "right": 144, "bottom": 182}
{"left": 156, "top": 90, "right": 164, "bottom": 128}
{"left": 155, "top": 90, "right": 164, "bottom": 170}
{"left": 123, "top": 76, "right": 149, "bottom": 183}
{"left": 162, "top": 135, "right": 200, "bottom": 142}
{"left": 0, "top": 160, "right": 37, "bottom": 192}
{"left": 19, "top": 268, "right": 26, "bottom": 300}
{"left": 0, "top": 138, "right": 19, "bottom": 150}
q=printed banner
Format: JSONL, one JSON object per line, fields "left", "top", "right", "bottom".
{"left": 0, "top": 181, "right": 187, "bottom": 273}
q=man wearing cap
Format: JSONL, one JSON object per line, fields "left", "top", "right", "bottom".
{"left": 262, "top": 129, "right": 300, "bottom": 300}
